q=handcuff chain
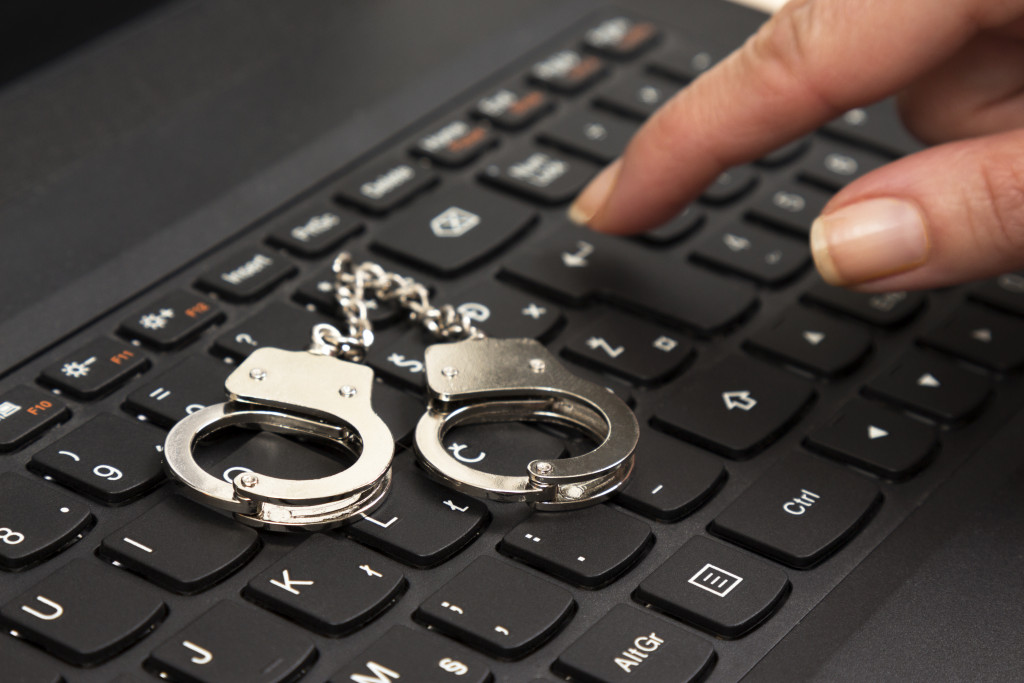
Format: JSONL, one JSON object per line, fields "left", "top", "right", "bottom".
{"left": 329, "top": 253, "right": 486, "bottom": 346}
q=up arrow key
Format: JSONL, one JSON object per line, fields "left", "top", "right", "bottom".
{"left": 722, "top": 391, "right": 757, "bottom": 411}
{"left": 867, "top": 425, "right": 889, "bottom": 440}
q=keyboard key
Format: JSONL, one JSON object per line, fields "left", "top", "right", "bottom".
{"left": 616, "top": 430, "right": 726, "bottom": 521}
{"left": 863, "top": 352, "right": 991, "bottom": 423}
{"left": 265, "top": 202, "right": 363, "bottom": 257}
{"left": 98, "top": 496, "right": 260, "bottom": 594}
{"left": 1, "top": 558, "right": 165, "bottom": 666}
{"left": 700, "top": 166, "right": 758, "bottom": 205}
{"left": 805, "top": 399, "right": 939, "bottom": 479}
{"left": 480, "top": 147, "right": 598, "bottom": 205}
{"left": 647, "top": 39, "right": 721, "bottom": 82}
{"left": 39, "top": 337, "right": 149, "bottom": 400}
{"left": 330, "top": 625, "right": 493, "bottom": 683}
{"left": 213, "top": 302, "right": 335, "bottom": 360}
{"left": 798, "top": 139, "right": 887, "bottom": 190}
{"left": 822, "top": 101, "right": 922, "bottom": 157}
{"left": 970, "top": 271, "right": 1024, "bottom": 316}
{"left": 0, "top": 473, "right": 92, "bottom": 570}
{"left": 473, "top": 84, "right": 554, "bottom": 130}
{"left": 710, "top": 456, "right": 881, "bottom": 568}
{"left": 29, "top": 414, "right": 165, "bottom": 504}
{"left": 691, "top": 223, "right": 810, "bottom": 285}
{"left": 444, "top": 422, "right": 565, "bottom": 477}
{"left": 530, "top": 48, "right": 609, "bottom": 93}
{"left": 334, "top": 154, "right": 439, "bottom": 214}
{"left": 212, "top": 432, "right": 345, "bottom": 486}
{"left": 372, "top": 381, "right": 425, "bottom": 443}
{"left": 594, "top": 71, "right": 679, "bottom": 120}
{"left": 196, "top": 249, "right": 297, "bottom": 302}
{"left": 244, "top": 535, "right": 405, "bottom": 636}
{"left": 412, "top": 118, "right": 497, "bottom": 167}
{"left": 755, "top": 137, "right": 811, "bottom": 167}
{"left": 368, "top": 330, "right": 429, "bottom": 391}
{"left": 120, "top": 289, "right": 224, "bottom": 349}
{"left": 561, "top": 311, "right": 694, "bottom": 385}
{"left": 635, "top": 205, "right": 704, "bottom": 245}
{"left": 124, "top": 355, "right": 232, "bottom": 428}
{"left": 744, "top": 307, "right": 872, "bottom": 377}
{"left": 294, "top": 266, "right": 401, "bottom": 328}
{"left": 145, "top": 601, "right": 315, "bottom": 683}
{"left": 414, "top": 556, "right": 574, "bottom": 659}
{"left": 500, "top": 505, "right": 653, "bottom": 588}
{"left": 652, "top": 355, "right": 815, "bottom": 457}
{"left": 746, "top": 181, "right": 832, "bottom": 236}
{"left": 371, "top": 185, "right": 537, "bottom": 275}
{"left": 501, "top": 230, "right": 758, "bottom": 334}
{"left": 803, "top": 283, "right": 926, "bottom": 327}
{"left": 0, "top": 634, "right": 64, "bottom": 683}
{"left": 635, "top": 536, "right": 789, "bottom": 638}
{"left": 0, "top": 386, "right": 70, "bottom": 452}
{"left": 553, "top": 604, "right": 715, "bottom": 683}
{"left": 345, "top": 458, "right": 489, "bottom": 568}
{"left": 445, "top": 280, "right": 563, "bottom": 341}
{"left": 538, "top": 109, "right": 638, "bottom": 164}
{"left": 583, "top": 16, "right": 660, "bottom": 58}
{"left": 920, "top": 304, "right": 1024, "bottom": 372}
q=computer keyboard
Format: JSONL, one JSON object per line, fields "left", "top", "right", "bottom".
{"left": 3, "top": 9, "right": 1024, "bottom": 682}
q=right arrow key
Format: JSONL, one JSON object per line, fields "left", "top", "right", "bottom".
{"left": 863, "top": 351, "right": 992, "bottom": 424}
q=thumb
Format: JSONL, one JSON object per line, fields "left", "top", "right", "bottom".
{"left": 810, "top": 128, "right": 1024, "bottom": 291}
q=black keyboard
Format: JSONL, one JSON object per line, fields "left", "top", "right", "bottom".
{"left": 3, "top": 9, "right": 1024, "bottom": 683}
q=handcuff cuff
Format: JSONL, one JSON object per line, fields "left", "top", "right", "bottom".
{"left": 163, "top": 253, "right": 639, "bottom": 529}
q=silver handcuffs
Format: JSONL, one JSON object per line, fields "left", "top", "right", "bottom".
{"left": 415, "top": 337, "right": 638, "bottom": 510}
{"left": 163, "top": 346, "right": 393, "bottom": 531}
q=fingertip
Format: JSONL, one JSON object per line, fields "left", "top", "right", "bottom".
{"left": 568, "top": 159, "right": 621, "bottom": 229}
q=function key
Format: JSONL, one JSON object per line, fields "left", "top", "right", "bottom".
{"left": 863, "top": 351, "right": 991, "bottom": 423}
{"left": 370, "top": 185, "right": 537, "bottom": 276}
{"left": 124, "top": 355, "right": 232, "bottom": 428}
{"left": 635, "top": 536, "right": 789, "bottom": 638}
{"left": 920, "top": 304, "right": 1024, "bottom": 372}
{"left": 746, "top": 181, "right": 833, "bottom": 236}
{"left": 0, "top": 386, "right": 69, "bottom": 452}
{"left": 98, "top": 496, "right": 260, "bottom": 594}
{"left": 594, "top": 70, "right": 680, "bottom": 120}
{"left": 196, "top": 248, "right": 297, "bottom": 302}
{"left": 412, "top": 119, "right": 497, "bottom": 167}
{"left": 334, "top": 154, "right": 439, "bottom": 214}
{"left": 970, "top": 271, "right": 1024, "bottom": 316}
{"left": 39, "top": 337, "right": 149, "bottom": 399}
{"left": 700, "top": 166, "right": 758, "bottom": 205}
{"left": 710, "top": 456, "right": 881, "bottom": 568}
{"left": 265, "top": 202, "right": 362, "bottom": 258}
{"left": 444, "top": 280, "right": 564, "bottom": 341}
{"left": 652, "top": 355, "right": 815, "bottom": 458}
{"left": 244, "top": 535, "right": 405, "bottom": 636}
{"left": 530, "top": 48, "right": 609, "bottom": 93}
{"left": 647, "top": 39, "right": 721, "bottom": 82}
{"left": 480, "top": 147, "right": 598, "bottom": 205}
{"left": 805, "top": 399, "right": 938, "bottom": 479}
{"left": 473, "top": 84, "right": 554, "bottom": 130}
{"left": 553, "top": 604, "right": 715, "bottom": 683}
{"left": 635, "top": 205, "right": 704, "bottom": 245}
{"left": 583, "top": 16, "right": 660, "bottom": 58}
{"left": 145, "top": 601, "right": 315, "bottom": 683}
{"left": 691, "top": 223, "right": 810, "bottom": 285}
{"left": 414, "top": 556, "right": 574, "bottom": 659}
{"left": 213, "top": 302, "right": 335, "bottom": 360}
{"left": 803, "top": 283, "right": 926, "bottom": 327}
{"left": 538, "top": 108, "right": 638, "bottom": 164}
{"left": 120, "top": 290, "right": 224, "bottom": 349}
{"left": 798, "top": 139, "right": 887, "bottom": 191}
{"left": 744, "top": 307, "right": 872, "bottom": 377}
{"left": 29, "top": 414, "right": 165, "bottom": 504}
{"left": 1, "top": 558, "right": 165, "bottom": 666}
{"left": 331, "top": 625, "right": 493, "bottom": 683}
{"left": 0, "top": 473, "right": 92, "bottom": 570}
{"left": 561, "top": 311, "right": 694, "bottom": 386}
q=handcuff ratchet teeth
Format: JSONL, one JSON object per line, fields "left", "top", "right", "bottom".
{"left": 163, "top": 341, "right": 393, "bottom": 531}
{"left": 414, "top": 337, "right": 639, "bottom": 510}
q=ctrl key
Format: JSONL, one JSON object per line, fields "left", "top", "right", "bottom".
{"left": 553, "top": 604, "right": 715, "bottom": 683}
{"left": 330, "top": 626, "right": 492, "bottom": 683}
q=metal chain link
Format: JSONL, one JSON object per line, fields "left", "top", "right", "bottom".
{"left": 313, "top": 252, "right": 485, "bottom": 361}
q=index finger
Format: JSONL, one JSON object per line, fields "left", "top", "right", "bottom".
{"left": 571, "top": 0, "right": 1018, "bottom": 234}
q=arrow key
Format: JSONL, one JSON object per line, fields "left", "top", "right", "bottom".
{"left": 805, "top": 399, "right": 939, "bottom": 479}
{"left": 920, "top": 303, "right": 1024, "bottom": 372}
{"left": 745, "top": 307, "right": 871, "bottom": 377}
{"left": 864, "top": 351, "right": 991, "bottom": 423}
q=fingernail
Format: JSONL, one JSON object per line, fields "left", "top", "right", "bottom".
{"left": 568, "top": 159, "right": 621, "bottom": 227}
{"left": 810, "top": 198, "right": 930, "bottom": 286}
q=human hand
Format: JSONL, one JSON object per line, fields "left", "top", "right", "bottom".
{"left": 568, "top": 0, "right": 1024, "bottom": 292}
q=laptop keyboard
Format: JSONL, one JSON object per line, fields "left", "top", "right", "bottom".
{"left": 3, "top": 10, "right": 1024, "bottom": 682}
